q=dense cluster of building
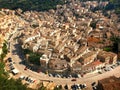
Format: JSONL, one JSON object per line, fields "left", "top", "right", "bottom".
{"left": 17, "top": 0, "right": 119, "bottom": 74}
{"left": 0, "top": 9, "right": 27, "bottom": 56}
{"left": 0, "top": 0, "right": 120, "bottom": 75}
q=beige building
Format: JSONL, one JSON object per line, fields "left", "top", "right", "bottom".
{"left": 81, "top": 60, "right": 104, "bottom": 73}
{"left": 79, "top": 51, "right": 97, "bottom": 65}
{"left": 40, "top": 54, "right": 49, "bottom": 68}
{"left": 97, "top": 51, "right": 117, "bottom": 64}
{"left": 48, "top": 59, "right": 68, "bottom": 71}
{"left": 98, "top": 76, "right": 120, "bottom": 90}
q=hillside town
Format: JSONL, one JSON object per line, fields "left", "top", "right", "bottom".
{"left": 0, "top": 0, "right": 120, "bottom": 90}
{"left": 18, "top": 0, "right": 119, "bottom": 74}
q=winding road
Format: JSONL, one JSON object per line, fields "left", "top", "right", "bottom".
{"left": 9, "top": 31, "right": 120, "bottom": 89}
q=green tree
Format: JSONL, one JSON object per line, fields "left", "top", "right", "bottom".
{"left": 0, "top": 61, "right": 28, "bottom": 90}
{"left": 110, "top": 36, "right": 120, "bottom": 53}
{"left": 23, "top": 49, "right": 42, "bottom": 65}
{"left": 0, "top": 62, "right": 5, "bottom": 76}
{"left": 54, "top": 85, "right": 63, "bottom": 90}
{"left": 110, "top": 0, "right": 120, "bottom": 14}
{"left": 0, "top": 41, "right": 8, "bottom": 60}
{"left": 90, "top": 21, "right": 97, "bottom": 29}
{"left": 0, "top": 78, "right": 27, "bottom": 90}
{"left": 29, "top": 53, "right": 41, "bottom": 65}
{"left": 0, "top": 0, "right": 64, "bottom": 12}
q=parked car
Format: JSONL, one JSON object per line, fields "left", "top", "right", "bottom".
{"left": 110, "top": 66, "right": 115, "bottom": 69}
{"left": 24, "top": 67, "right": 28, "bottom": 70}
{"left": 117, "top": 61, "right": 120, "bottom": 65}
{"left": 71, "top": 84, "right": 78, "bottom": 90}
{"left": 10, "top": 66, "right": 15, "bottom": 70}
{"left": 8, "top": 57, "right": 12, "bottom": 62}
{"left": 82, "top": 83, "right": 87, "bottom": 88}
{"left": 92, "top": 86, "right": 97, "bottom": 90}
{"left": 91, "top": 82, "right": 96, "bottom": 86}
{"left": 9, "top": 63, "right": 13, "bottom": 66}
{"left": 19, "top": 75, "right": 25, "bottom": 80}
{"left": 79, "top": 84, "right": 83, "bottom": 89}
{"left": 48, "top": 73, "right": 53, "bottom": 77}
{"left": 77, "top": 74, "right": 82, "bottom": 78}
{"left": 71, "top": 79, "right": 77, "bottom": 81}
{"left": 68, "top": 75, "right": 72, "bottom": 78}
{"left": 114, "top": 63, "right": 118, "bottom": 67}
{"left": 106, "top": 67, "right": 112, "bottom": 71}
{"left": 64, "top": 84, "right": 68, "bottom": 89}
{"left": 98, "top": 71, "right": 102, "bottom": 74}
{"left": 79, "top": 83, "right": 86, "bottom": 89}
{"left": 37, "top": 69, "right": 41, "bottom": 73}
{"left": 56, "top": 74, "right": 61, "bottom": 78}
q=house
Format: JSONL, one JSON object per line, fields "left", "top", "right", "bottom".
{"left": 81, "top": 60, "right": 104, "bottom": 73}
{"left": 108, "top": 52, "right": 117, "bottom": 64}
{"left": 72, "top": 61, "right": 82, "bottom": 71}
{"left": 48, "top": 59, "right": 68, "bottom": 71}
{"left": 70, "top": 46, "right": 88, "bottom": 64}
{"left": 40, "top": 54, "right": 49, "bottom": 68}
{"left": 97, "top": 51, "right": 117, "bottom": 64}
{"left": 79, "top": 51, "right": 97, "bottom": 65}
{"left": 97, "top": 76, "right": 120, "bottom": 90}
{"left": 105, "top": 32, "right": 112, "bottom": 39}
{"left": 87, "top": 36, "right": 101, "bottom": 43}
{"left": 88, "top": 30, "right": 104, "bottom": 38}
{"left": 12, "top": 69, "right": 19, "bottom": 75}
{"left": 97, "top": 51, "right": 110, "bottom": 64}
{"left": 24, "top": 35, "right": 40, "bottom": 44}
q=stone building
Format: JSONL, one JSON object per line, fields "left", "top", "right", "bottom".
{"left": 97, "top": 51, "right": 117, "bottom": 64}
{"left": 48, "top": 59, "right": 68, "bottom": 71}
{"left": 97, "top": 76, "right": 120, "bottom": 90}
{"left": 79, "top": 51, "right": 97, "bottom": 65}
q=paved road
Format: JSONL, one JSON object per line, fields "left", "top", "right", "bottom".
{"left": 9, "top": 32, "right": 120, "bottom": 89}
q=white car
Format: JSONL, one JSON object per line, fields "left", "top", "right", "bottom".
{"left": 19, "top": 75, "right": 25, "bottom": 80}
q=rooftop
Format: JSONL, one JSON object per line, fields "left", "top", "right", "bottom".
{"left": 98, "top": 76, "right": 120, "bottom": 90}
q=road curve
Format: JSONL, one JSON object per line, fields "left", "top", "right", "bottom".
{"left": 9, "top": 32, "right": 120, "bottom": 89}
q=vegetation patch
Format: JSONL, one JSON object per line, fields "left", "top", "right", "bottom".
{"left": 0, "top": 41, "right": 8, "bottom": 61}
{"left": 0, "top": 0, "right": 64, "bottom": 12}
{"left": 103, "top": 46, "right": 112, "bottom": 52}
{"left": 23, "top": 49, "right": 42, "bottom": 65}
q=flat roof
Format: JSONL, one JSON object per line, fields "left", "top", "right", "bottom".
{"left": 12, "top": 69, "right": 19, "bottom": 74}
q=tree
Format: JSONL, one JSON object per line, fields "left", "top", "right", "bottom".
{"left": 90, "top": 21, "right": 97, "bottom": 29}
{"left": 0, "top": 62, "right": 5, "bottom": 76}
{"left": 110, "top": 0, "right": 120, "bottom": 14}
{"left": 0, "top": 62, "right": 28, "bottom": 90}
{"left": 0, "top": 0, "right": 65, "bottom": 12}
{"left": 0, "top": 41, "right": 8, "bottom": 60}
{"left": 23, "top": 49, "right": 42, "bottom": 65}
{"left": 0, "top": 60, "right": 28, "bottom": 90}
{"left": 64, "top": 84, "right": 68, "bottom": 90}
{"left": 54, "top": 85, "right": 63, "bottom": 90}
{"left": 110, "top": 36, "right": 120, "bottom": 53}
{"left": 0, "top": 78, "right": 27, "bottom": 90}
